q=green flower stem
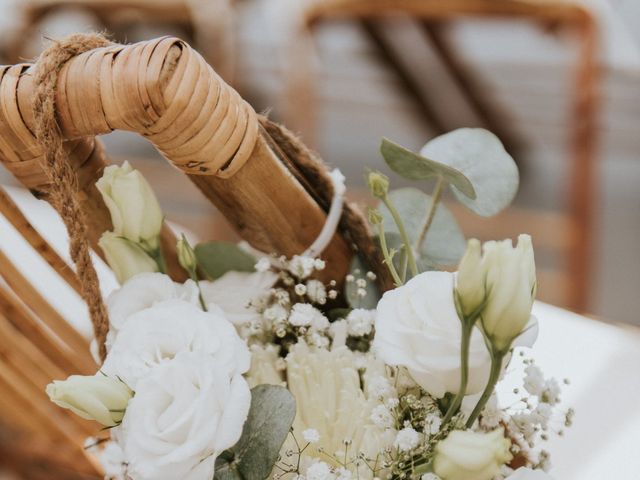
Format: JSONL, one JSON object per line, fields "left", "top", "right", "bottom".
{"left": 416, "top": 175, "right": 445, "bottom": 251}
{"left": 381, "top": 193, "right": 418, "bottom": 277}
{"left": 376, "top": 222, "right": 403, "bottom": 286}
{"left": 465, "top": 349, "right": 506, "bottom": 428}
{"left": 149, "top": 246, "right": 167, "bottom": 274}
{"left": 442, "top": 321, "right": 473, "bottom": 425}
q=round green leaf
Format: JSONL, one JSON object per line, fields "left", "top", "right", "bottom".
{"left": 420, "top": 128, "right": 518, "bottom": 216}
{"left": 381, "top": 138, "right": 476, "bottom": 199}
{"left": 380, "top": 188, "right": 466, "bottom": 266}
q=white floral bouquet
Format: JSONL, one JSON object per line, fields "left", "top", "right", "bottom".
{"left": 46, "top": 129, "right": 572, "bottom": 480}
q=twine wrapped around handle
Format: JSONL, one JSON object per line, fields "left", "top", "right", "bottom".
{"left": 31, "top": 34, "right": 113, "bottom": 361}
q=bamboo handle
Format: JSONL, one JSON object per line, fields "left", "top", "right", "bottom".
{"left": 0, "top": 36, "right": 354, "bottom": 283}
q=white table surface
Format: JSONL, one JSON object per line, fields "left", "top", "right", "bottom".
{"left": 1, "top": 185, "right": 639, "bottom": 479}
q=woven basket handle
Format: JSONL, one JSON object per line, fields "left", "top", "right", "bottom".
{"left": 0, "top": 36, "right": 375, "bottom": 287}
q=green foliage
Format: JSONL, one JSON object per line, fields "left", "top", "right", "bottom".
{"left": 214, "top": 385, "right": 296, "bottom": 480}
{"left": 380, "top": 188, "right": 466, "bottom": 268}
{"left": 420, "top": 128, "right": 519, "bottom": 217}
{"left": 380, "top": 138, "right": 476, "bottom": 199}
{"left": 194, "top": 242, "right": 256, "bottom": 280}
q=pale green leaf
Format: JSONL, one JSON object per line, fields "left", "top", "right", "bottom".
{"left": 195, "top": 242, "right": 256, "bottom": 280}
{"left": 380, "top": 188, "right": 466, "bottom": 267}
{"left": 380, "top": 138, "right": 476, "bottom": 199}
{"left": 420, "top": 128, "right": 518, "bottom": 216}
{"left": 214, "top": 385, "right": 296, "bottom": 480}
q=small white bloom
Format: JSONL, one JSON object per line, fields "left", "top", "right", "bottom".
{"left": 264, "top": 303, "right": 288, "bottom": 322}
{"left": 289, "top": 255, "right": 317, "bottom": 279}
{"left": 306, "top": 280, "right": 327, "bottom": 304}
{"left": 505, "top": 467, "right": 555, "bottom": 480}
{"left": 366, "top": 375, "right": 395, "bottom": 400}
{"left": 421, "top": 474, "right": 442, "bottom": 480}
{"left": 306, "top": 461, "right": 336, "bottom": 480}
{"left": 369, "top": 405, "right": 394, "bottom": 429}
{"left": 329, "top": 319, "right": 348, "bottom": 348}
{"left": 328, "top": 289, "right": 338, "bottom": 300}
{"left": 295, "top": 283, "right": 308, "bottom": 296}
{"left": 426, "top": 413, "right": 442, "bottom": 435}
{"left": 314, "top": 259, "right": 326, "bottom": 270}
{"left": 394, "top": 427, "right": 421, "bottom": 452}
{"left": 532, "top": 403, "right": 553, "bottom": 428}
{"left": 97, "top": 441, "right": 127, "bottom": 480}
{"left": 290, "top": 303, "right": 328, "bottom": 330}
{"left": 336, "top": 467, "right": 352, "bottom": 480}
{"left": 541, "top": 378, "right": 561, "bottom": 405}
{"left": 347, "top": 309, "right": 375, "bottom": 337}
{"left": 524, "top": 365, "right": 545, "bottom": 397}
{"left": 303, "top": 428, "right": 321, "bottom": 444}
{"left": 255, "top": 257, "right": 271, "bottom": 272}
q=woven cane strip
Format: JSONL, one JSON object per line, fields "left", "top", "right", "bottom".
{"left": 0, "top": 36, "right": 258, "bottom": 182}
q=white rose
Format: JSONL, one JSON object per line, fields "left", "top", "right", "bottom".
{"left": 99, "top": 232, "right": 159, "bottom": 284}
{"left": 433, "top": 429, "right": 512, "bottom": 480}
{"left": 46, "top": 374, "right": 132, "bottom": 427}
{"left": 96, "top": 161, "right": 163, "bottom": 250}
{"left": 120, "top": 352, "right": 251, "bottom": 480}
{"left": 373, "top": 271, "right": 492, "bottom": 398}
{"left": 506, "top": 468, "right": 554, "bottom": 480}
{"left": 102, "top": 299, "right": 250, "bottom": 389}
{"left": 200, "top": 271, "right": 277, "bottom": 325}
{"left": 105, "top": 273, "right": 199, "bottom": 348}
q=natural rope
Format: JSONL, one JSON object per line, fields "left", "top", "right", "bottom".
{"left": 259, "top": 116, "right": 394, "bottom": 292}
{"left": 32, "top": 33, "right": 112, "bottom": 361}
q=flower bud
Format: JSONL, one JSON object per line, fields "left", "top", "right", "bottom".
{"left": 368, "top": 208, "right": 384, "bottom": 225}
{"left": 367, "top": 171, "right": 389, "bottom": 198}
{"left": 481, "top": 234, "right": 536, "bottom": 352}
{"left": 433, "top": 428, "right": 512, "bottom": 480}
{"left": 46, "top": 375, "right": 133, "bottom": 427}
{"left": 96, "top": 161, "right": 163, "bottom": 250}
{"left": 177, "top": 234, "right": 197, "bottom": 274}
{"left": 99, "top": 232, "right": 158, "bottom": 284}
{"left": 455, "top": 239, "right": 486, "bottom": 318}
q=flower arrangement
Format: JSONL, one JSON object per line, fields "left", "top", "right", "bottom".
{"left": 47, "top": 128, "right": 572, "bottom": 480}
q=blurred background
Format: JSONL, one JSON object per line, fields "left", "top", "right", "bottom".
{"left": 0, "top": 0, "right": 638, "bottom": 323}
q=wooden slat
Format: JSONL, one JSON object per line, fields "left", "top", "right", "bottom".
{"left": 0, "top": 186, "right": 82, "bottom": 295}
{"left": 0, "top": 248, "right": 95, "bottom": 368}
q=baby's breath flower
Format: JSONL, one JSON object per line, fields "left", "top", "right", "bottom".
{"left": 314, "top": 259, "right": 326, "bottom": 270}
{"left": 394, "top": 427, "right": 421, "bottom": 452}
{"left": 303, "top": 428, "right": 321, "bottom": 444}
{"left": 289, "top": 255, "right": 317, "bottom": 279}
{"left": 255, "top": 257, "right": 271, "bottom": 272}
{"left": 369, "top": 404, "right": 394, "bottom": 429}
{"left": 295, "top": 284, "right": 307, "bottom": 296}
{"left": 347, "top": 309, "right": 375, "bottom": 337}
{"left": 306, "top": 280, "right": 327, "bottom": 304}
{"left": 306, "top": 461, "right": 336, "bottom": 480}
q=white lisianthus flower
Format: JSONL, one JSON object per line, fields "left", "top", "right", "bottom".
{"left": 505, "top": 468, "right": 554, "bottom": 480}
{"left": 120, "top": 352, "right": 251, "bottom": 480}
{"left": 373, "top": 271, "right": 492, "bottom": 398}
{"left": 99, "top": 232, "right": 158, "bottom": 284}
{"left": 102, "top": 299, "right": 250, "bottom": 389}
{"left": 46, "top": 375, "right": 132, "bottom": 427}
{"left": 481, "top": 235, "right": 536, "bottom": 352}
{"left": 433, "top": 429, "right": 512, "bottom": 480}
{"left": 105, "top": 273, "right": 200, "bottom": 348}
{"left": 200, "top": 271, "right": 277, "bottom": 326}
{"left": 96, "top": 161, "right": 163, "bottom": 250}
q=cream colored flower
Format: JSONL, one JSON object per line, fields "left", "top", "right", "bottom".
{"left": 433, "top": 429, "right": 512, "bottom": 480}
{"left": 286, "top": 343, "right": 392, "bottom": 477}
{"left": 246, "top": 344, "right": 285, "bottom": 387}
{"left": 96, "top": 161, "right": 163, "bottom": 250}
{"left": 99, "top": 232, "right": 158, "bottom": 284}
{"left": 481, "top": 235, "right": 536, "bottom": 352}
{"left": 46, "top": 374, "right": 132, "bottom": 427}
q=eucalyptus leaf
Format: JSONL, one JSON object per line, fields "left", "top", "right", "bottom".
{"left": 380, "top": 138, "right": 476, "bottom": 199}
{"left": 380, "top": 188, "right": 466, "bottom": 267}
{"left": 420, "top": 128, "right": 518, "bottom": 216}
{"left": 195, "top": 242, "right": 256, "bottom": 280}
{"left": 214, "top": 385, "right": 296, "bottom": 480}
{"left": 345, "top": 255, "right": 380, "bottom": 309}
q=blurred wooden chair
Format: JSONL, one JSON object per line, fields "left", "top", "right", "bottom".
{"left": 0, "top": 187, "right": 102, "bottom": 478}
{"left": 2, "top": 0, "right": 237, "bottom": 82}
{"left": 290, "top": 0, "right": 600, "bottom": 311}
